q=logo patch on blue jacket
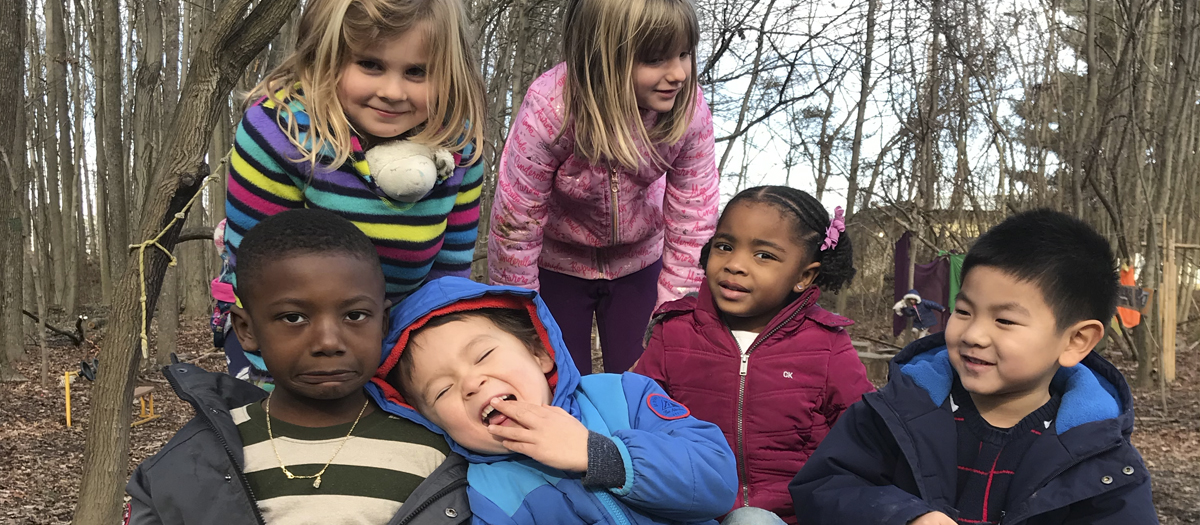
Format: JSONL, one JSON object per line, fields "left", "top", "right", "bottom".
{"left": 647, "top": 393, "right": 690, "bottom": 420}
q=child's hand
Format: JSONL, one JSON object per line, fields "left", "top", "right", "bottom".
{"left": 486, "top": 398, "right": 590, "bottom": 472}
{"left": 909, "top": 512, "right": 956, "bottom": 525}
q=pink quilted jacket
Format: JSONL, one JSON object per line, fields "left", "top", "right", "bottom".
{"left": 634, "top": 285, "right": 875, "bottom": 523}
{"left": 488, "top": 63, "right": 720, "bottom": 308}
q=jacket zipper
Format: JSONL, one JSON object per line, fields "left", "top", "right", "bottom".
{"left": 733, "top": 300, "right": 809, "bottom": 507}
{"left": 396, "top": 478, "right": 469, "bottom": 525}
{"left": 165, "top": 370, "right": 266, "bottom": 525}
{"left": 594, "top": 490, "right": 632, "bottom": 525}
{"left": 609, "top": 166, "right": 620, "bottom": 246}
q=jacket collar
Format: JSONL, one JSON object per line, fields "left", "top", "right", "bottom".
{"left": 367, "top": 277, "right": 582, "bottom": 464}
{"left": 868, "top": 333, "right": 1141, "bottom": 518}
{"left": 686, "top": 284, "right": 853, "bottom": 338}
{"left": 890, "top": 333, "right": 1129, "bottom": 435}
{"left": 162, "top": 362, "right": 267, "bottom": 466}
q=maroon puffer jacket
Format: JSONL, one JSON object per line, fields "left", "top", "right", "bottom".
{"left": 633, "top": 285, "right": 874, "bottom": 523}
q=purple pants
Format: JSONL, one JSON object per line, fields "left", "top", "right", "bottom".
{"left": 538, "top": 259, "right": 662, "bottom": 375}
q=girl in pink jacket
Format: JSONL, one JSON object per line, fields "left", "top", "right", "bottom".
{"left": 488, "top": 0, "right": 719, "bottom": 375}
{"left": 634, "top": 186, "right": 875, "bottom": 524}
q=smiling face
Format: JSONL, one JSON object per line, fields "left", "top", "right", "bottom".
{"left": 705, "top": 201, "right": 821, "bottom": 333}
{"left": 945, "top": 265, "right": 1088, "bottom": 413}
{"left": 404, "top": 314, "right": 555, "bottom": 455}
{"left": 337, "top": 24, "right": 432, "bottom": 144}
{"left": 231, "top": 252, "right": 388, "bottom": 424}
{"left": 633, "top": 46, "right": 693, "bottom": 113}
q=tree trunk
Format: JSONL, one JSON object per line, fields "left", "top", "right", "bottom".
{"left": 43, "top": 0, "right": 70, "bottom": 307}
{"left": 0, "top": 0, "right": 26, "bottom": 371}
{"left": 72, "top": 0, "right": 301, "bottom": 519}
{"left": 86, "top": 0, "right": 114, "bottom": 304}
{"left": 157, "top": 265, "right": 179, "bottom": 366}
{"left": 844, "top": 0, "right": 877, "bottom": 217}
{"left": 100, "top": 0, "right": 130, "bottom": 301}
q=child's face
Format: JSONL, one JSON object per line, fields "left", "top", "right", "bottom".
{"left": 405, "top": 315, "right": 555, "bottom": 454}
{"left": 907, "top": 298, "right": 919, "bottom": 305}
{"left": 705, "top": 202, "right": 820, "bottom": 332}
{"left": 945, "top": 266, "right": 1074, "bottom": 405}
{"left": 633, "top": 45, "right": 692, "bottom": 113}
{"left": 338, "top": 24, "right": 432, "bottom": 143}
{"left": 232, "top": 253, "right": 387, "bottom": 413}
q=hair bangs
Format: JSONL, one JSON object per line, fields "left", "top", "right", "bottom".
{"left": 634, "top": 0, "right": 698, "bottom": 63}
{"left": 244, "top": 0, "right": 484, "bottom": 169}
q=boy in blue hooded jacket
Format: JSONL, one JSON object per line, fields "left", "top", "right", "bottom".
{"left": 366, "top": 277, "right": 738, "bottom": 525}
{"left": 791, "top": 210, "right": 1157, "bottom": 525}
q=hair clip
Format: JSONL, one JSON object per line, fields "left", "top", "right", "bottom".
{"left": 820, "top": 206, "right": 845, "bottom": 252}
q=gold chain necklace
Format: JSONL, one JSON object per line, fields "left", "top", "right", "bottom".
{"left": 264, "top": 395, "right": 370, "bottom": 489}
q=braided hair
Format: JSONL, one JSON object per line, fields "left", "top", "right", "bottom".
{"left": 701, "top": 186, "right": 856, "bottom": 293}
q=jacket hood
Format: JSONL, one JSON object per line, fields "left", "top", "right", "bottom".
{"left": 903, "top": 289, "right": 922, "bottom": 302}
{"left": 890, "top": 333, "right": 1131, "bottom": 435}
{"left": 366, "top": 277, "right": 581, "bottom": 463}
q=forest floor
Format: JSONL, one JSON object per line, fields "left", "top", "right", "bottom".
{"left": 2, "top": 318, "right": 1200, "bottom": 523}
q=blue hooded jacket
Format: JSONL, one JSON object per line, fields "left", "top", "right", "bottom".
{"left": 789, "top": 333, "right": 1157, "bottom": 525}
{"left": 366, "top": 277, "right": 738, "bottom": 525}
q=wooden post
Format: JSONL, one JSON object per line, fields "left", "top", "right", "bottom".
{"left": 1156, "top": 219, "right": 1176, "bottom": 383}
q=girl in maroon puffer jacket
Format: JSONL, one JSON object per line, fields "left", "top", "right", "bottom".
{"left": 634, "top": 186, "right": 874, "bottom": 525}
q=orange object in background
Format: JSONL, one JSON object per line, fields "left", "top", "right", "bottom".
{"left": 1116, "top": 266, "right": 1141, "bottom": 328}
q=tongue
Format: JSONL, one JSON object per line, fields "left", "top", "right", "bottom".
{"left": 485, "top": 412, "right": 508, "bottom": 426}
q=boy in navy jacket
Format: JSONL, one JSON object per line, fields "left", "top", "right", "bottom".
{"left": 791, "top": 210, "right": 1157, "bottom": 525}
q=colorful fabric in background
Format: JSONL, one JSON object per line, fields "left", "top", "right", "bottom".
{"left": 1115, "top": 265, "right": 1152, "bottom": 329}
{"left": 942, "top": 250, "right": 965, "bottom": 311}
{"left": 893, "top": 233, "right": 957, "bottom": 336}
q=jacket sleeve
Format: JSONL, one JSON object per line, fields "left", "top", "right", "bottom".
{"left": 429, "top": 158, "right": 484, "bottom": 279}
{"left": 606, "top": 373, "right": 737, "bottom": 521}
{"left": 821, "top": 330, "right": 875, "bottom": 428}
{"left": 487, "top": 87, "right": 563, "bottom": 291}
{"left": 125, "top": 464, "right": 166, "bottom": 525}
{"left": 224, "top": 104, "right": 306, "bottom": 273}
{"left": 789, "top": 399, "right": 936, "bottom": 525}
{"left": 923, "top": 300, "right": 946, "bottom": 312}
{"left": 630, "top": 318, "right": 671, "bottom": 395}
{"left": 657, "top": 90, "right": 719, "bottom": 308}
{"left": 1062, "top": 473, "right": 1159, "bottom": 525}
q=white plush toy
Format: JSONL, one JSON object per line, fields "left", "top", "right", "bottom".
{"left": 364, "top": 140, "right": 456, "bottom": 203}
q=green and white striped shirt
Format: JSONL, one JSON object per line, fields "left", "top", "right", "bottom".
{"left": 233, "top": 401, "right": 449, "bottom": 524}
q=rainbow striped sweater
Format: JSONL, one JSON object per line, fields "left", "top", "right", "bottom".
{"left": 223, "top": 96, "right": 483, "bottom": 303}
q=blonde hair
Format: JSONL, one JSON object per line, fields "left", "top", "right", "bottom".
{"left": 247, "top": 0, "right": 485, "bottom": 168}
{"left": 561, "top": 0, "right": 700, "bottom": 170}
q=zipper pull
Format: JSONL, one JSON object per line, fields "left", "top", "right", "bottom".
{"left": 739, "top": 354, "right": 749, "bottom": 376}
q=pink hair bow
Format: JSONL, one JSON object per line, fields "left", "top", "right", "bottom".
{"left": 820, "top": 206, "right": 845, "bottom": 252}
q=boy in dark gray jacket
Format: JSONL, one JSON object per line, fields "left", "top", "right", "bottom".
{"left": 125, "top": 209, "right": 470, "bottom": 525}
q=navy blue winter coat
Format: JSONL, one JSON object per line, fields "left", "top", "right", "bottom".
{"left": 895, "top": 290, "right": 946, "bottom": 330}
{"left": 789, "top": 333, "right": 1158, "bottom": 525}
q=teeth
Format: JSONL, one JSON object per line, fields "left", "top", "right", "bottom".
{"left": 481, "top": 395, "right": 518, "bottom": 424}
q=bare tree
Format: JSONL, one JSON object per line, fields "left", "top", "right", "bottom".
{"left": 0, "top": 0, "right": 26, "bottom": 376}
{"left": 72, "top": 0, "right": 301, "bottom": 519}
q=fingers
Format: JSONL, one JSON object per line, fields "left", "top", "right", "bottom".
{"left": 488, "top": 422, "right": 535, "bottom": 442}
{"left": 488, "top": 398, "right": 547, "bottom": 425}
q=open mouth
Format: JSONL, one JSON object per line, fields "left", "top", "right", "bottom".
{"left": 481, "top": 394, "right": 517, "bottom": 425}
{"left": 961, "top": 355, "right": 994, "bottom": 367}
{"left": 720, "top": 281, "right": 750, "bottom": 293}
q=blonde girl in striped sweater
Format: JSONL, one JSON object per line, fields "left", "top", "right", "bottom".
{"left": 214, "top": 0, "right": 485, "bottom": 386}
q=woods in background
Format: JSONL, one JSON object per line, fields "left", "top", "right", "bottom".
{"left": 0, "top": 0, "right": 1196, "bottom": 521}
